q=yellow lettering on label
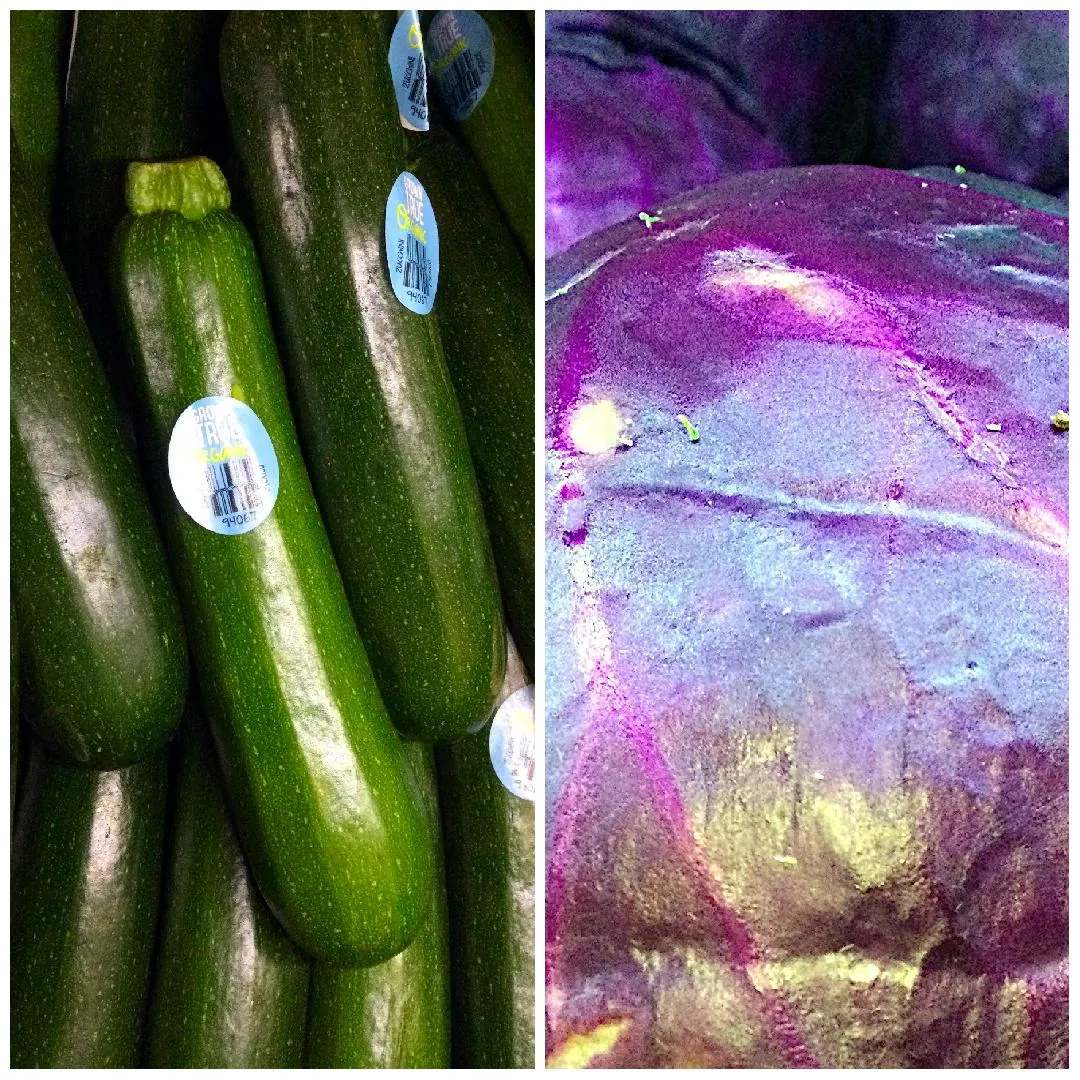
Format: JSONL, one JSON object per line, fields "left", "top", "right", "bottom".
{"left": 396, "top": 203, "right": 427, "bottom": 245}
{"left": 192, "top": 443, "right": 248, "bottom": 465}
{"left": 431, "top": 37, "right": 466, "bottom": 73}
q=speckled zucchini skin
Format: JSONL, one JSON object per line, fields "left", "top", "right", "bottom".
{"left": 111, "top": 167, "right": 430, "bottom": 966}
{"left": 10, "top": 143, "right": 187, "bottom": 768}
{"left": 146, "top": 716, "right": 310, "bottom": 1067}
{"left": 437, "top": 639, "right": 535, "bottom": 1068}
{"left": 221, "top": 11, "right": 505, "bottom": 742}
{"left": 55, "top": 11, "right": 228, "bottom": 393}
{"left": 306, "top": 740, "right": 451, "bottom": 1067}
{"left": 410, "top": 128, "right": 535, "bottom": 671}
{"left": 10, "top": 607, "right": 17, "bottom": 818}
{"left": 11, "top": 742, "right": 167, "bottom": 1067}
{"left": 10, "top": 9, "right": 70, "bottom": 209}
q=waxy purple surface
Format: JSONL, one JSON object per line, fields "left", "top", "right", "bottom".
{"left": 545, "top": 166, "right": 1067, "bottom": 1067}
{"left": 545, "top": 12, "right": 878, "bottom": 256}
{"left": 873, "top": 12, "right": 1068, "bottom": 195}
{"left": 546, "top": 12, "right": 1067, "bottom": 257}
{"left": 545, "top": 51, "right": 785, "bottom": 257}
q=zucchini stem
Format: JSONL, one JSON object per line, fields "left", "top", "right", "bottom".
{"left": 125, "top": 157, "right": 230, "bottom": 220}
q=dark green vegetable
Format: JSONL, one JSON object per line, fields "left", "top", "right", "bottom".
{"left": 55, "top": 11, "right": 228, "bottom": 394}
{"left": 427, "top": 10, "right": 534, "bottom": 261}
{"left": 411, "top": 128, "right": 535, "bottom": 670}
{"left": 10, "top": 9, "right": 70, "bottom": 209}
{"left": 221, "top": 11, "right": 505, "bottom": 741}
{"left": 146, "top": 714, "right": 310, "bottom": 1067}
{"left": 437, "top": 636, "right": 535, "bottom": 1068}
{"left": 11, "top": 742, "right": 167, "bottom": 1067}
{"left": 10, "top": 139, "right": 187, "bottom": 768}
{"left": 306, "top": 741, "right": 451, "bottom": 1068}
{"left": 11, "top": 606, "right": 17, "bottom": 819}
{"left": 111, "top": 156, "right": 430, "bottom": 966}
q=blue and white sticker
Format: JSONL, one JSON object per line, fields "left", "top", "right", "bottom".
{"left": 385, "top": 171, "right": 439, "bottom": 314}
{"left": 426, "top": 10, "right": 494, "bottom": 122}
{"left": 488, "top": 684, "right": 534, "bottom": 801}
{"left": 168, "top": 396, "right": 280, "bottom": 536}
{"left": 388, "top": 11, "right": 429, "bottom": 132}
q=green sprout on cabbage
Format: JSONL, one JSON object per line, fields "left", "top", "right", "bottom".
{"left": 676, "top": 414, "right": 699, "bottom": 442}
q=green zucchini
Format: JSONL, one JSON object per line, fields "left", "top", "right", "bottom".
{"left": 410, "top": 127, "right": 535, "bottom": 671}
{"left": 221, "top": 11, "right": 505, "bottom": 742}
{"left": 11, "top": 741, "right": 167, "bottom": 1067}
{"left": 111, "top": 157, "right": 430, "bottom": 966}
{"left": 56, "top": 11, "right": 228, "bottom": 395}
{"left": 437, "top": 635, "right": 535, "bottom": 1067}
{"left": 306, "top": 740, "right": 451, "bottom": 1068}
{"left": 10, "top": 138, "right": 187, "bottom": 768}
{"left": 11, "top": 605, "right": 17, "bottom": 819}
{"left": 146, "top": 713, "right": 310, "bottom": 1067}
{"left": 426, "top": 10, "right": 534, "bottom": 261}
{"left": 10, "top": 10, "right": 70, "bottom": 210}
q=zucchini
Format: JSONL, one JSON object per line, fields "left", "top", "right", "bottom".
{"left": 437, "top": 635, "right": 535, "bottom": 1067}
{"left": 10, "top": 138, "right": 187, "bottom": 767}
{"left": 56, "top": 11, "right": 228, "bottom": 394}
{"left": 306, "top": 740, "right": 451, "bottom": 1068}
{"left": 10, "top": 10, "right": 70, "bottom": 210}
{"left": 111, "top": 156, "right": 430, "bottom": 966}
{"left": 11, "top": 741, "right": 167, "bottom": 1067}
{"left": 221, "top": 11, "right": 505, "bottom": 742}
{"left": 11, "top": 606, "right": 17, "bottom": 819}
{"left": 146, "top": 713, "right": 310, "bottom": 1067}
{"left": 410, "top": 127, "right": 535, "bottom": 671}
{"left": 426, "top": 10, "right": 535, "bottom": 261}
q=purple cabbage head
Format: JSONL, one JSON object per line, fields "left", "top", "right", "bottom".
{"left": 545, "top": 166, "right": 1067, "bottom": 1068}
{"left": 872, "top": 12, "right": 1068, "bottom": 195}
{"left": 545, "top": 12, "right": 881, "bottom": 256}
{"left": 546, "top": 12, "right": 1068, "bottom": 256}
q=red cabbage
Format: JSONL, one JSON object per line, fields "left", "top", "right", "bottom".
{"left": 872, "top": 12, "right": 1068, "bottom": 194}
{"left": 546, "top": 12, "right": 881, "bottom": 255}
{"left": 545, "top": 166, "right": 1067, "bottom": 1068}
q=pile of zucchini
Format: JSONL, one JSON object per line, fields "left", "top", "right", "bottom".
{"left": 10, "top": 10, "right": 534, "bottom": 1069}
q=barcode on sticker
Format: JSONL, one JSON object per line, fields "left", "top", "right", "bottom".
{"left": 403, "top": 234, "right": 431, "bottom": 298}
{"left": 204, "top": 458, "right": 266, "bottom": 519}
{"left": 169, "top": 396, "right": 280, "bottom": 536}
{"left": 442, "top": 48, "right": 485, "bottom": 115}
{"left": 407, "top": 53, "right": 427, "bottom": 107}
{"left": 505, "top": 728, "right": 535, "bottom": 785}
{"left": 427, "top": 12, "right": 493, "bottom": 122}
{"left": 385, "top": 171, "right": 439, "bottom": 314}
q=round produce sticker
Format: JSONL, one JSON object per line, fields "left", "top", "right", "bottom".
{"left": 426, "top": 10, "right": 494, "bottom": 122}
{"left": 168, "top": 396, "right": 280, "bottom": 535}
{"left": 388, "top": 10, "right": 429, "bottom": 132}
{"left": 385, "top": 171, "right": 439, "bottom": 315}
{"left": 488, "top": 684, "right": 535, "bottom": 801}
